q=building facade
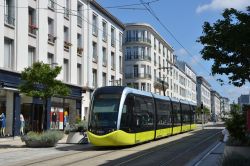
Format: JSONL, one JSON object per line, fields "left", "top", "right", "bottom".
{"left": 123, "top": 23, "right": 174, "bottom": 97}
{"left": 221, "top": 97, "right": 230, "bottom": 115}
{"left": 196, "top": 76, "right": 211, "bottom": 111}
{"left": 238, "top": 92, "right": 250, "bottom": 107}
{"left": 173, "top": 58, "right": 197, "bottom": 104}
{"left": 0, "top": 0, "right": 124, "bottom": 136}
{"left": 210, "top": 90, "right": 221, "bottom": 121}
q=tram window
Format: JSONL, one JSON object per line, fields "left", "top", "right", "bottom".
{"left": 172, "top": 102, "right": 181, "bottom": 126}
{"left": 120, "top": 94, "right": 134, "bottom": 132}
{"left": 156, "top": 99, "right": 172, "bottom": 129}
{"left": 133, "top": 95, "right": 154, "bottom": 132}
{"left": 181, "top": 104, "right": 191, "bottom": 125}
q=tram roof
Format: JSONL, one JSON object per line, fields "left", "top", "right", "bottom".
{"left": 152, "top": 93, "right": 171, "bottom": 101}
{"left": 123, "top": 87, "right": 153, "bottom": 97}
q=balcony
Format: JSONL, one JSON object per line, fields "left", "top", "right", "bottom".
{"left": 154, "top": 77, "right": 169, "bottom": 89}
{"left": 64, "top": 41, "right": 72, "bottom": 51}
{"left": 77, "top": 47, "right": 83, "bottom": 56}
{"left": 125, "top": 54, "right": 151, "bottom": 62}
{"left": 48, "top": 0, "right": 55, "bottom": 10}
{"left": 125, "top": 73, "right": 152, "bottom": 79}
{"left": 4, "top": 14, "right": 15, "bottom": 26}
{"left": 48, "top": 34, "right": 56, "bottom": 44}
{"left": 125, "top": 37, "right": 151, "bottom": 45}
{"left": 29, "top": 24, "right": 38, "bottom": 36}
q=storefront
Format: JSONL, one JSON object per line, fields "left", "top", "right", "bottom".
{"left": 0, "top": 69, "right": 82, "bottom": 136}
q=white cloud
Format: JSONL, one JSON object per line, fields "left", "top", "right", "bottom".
{"left": 196, "top": 0, "right": 250, "bottom": 13}
{"left": 175, "top": 48, "right": 188, "bottom": 57}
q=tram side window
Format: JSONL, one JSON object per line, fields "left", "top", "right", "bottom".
{"left": 120, "top": 94, "right": 134, "bottom": 132}
{"left": 156, "top": 99, "right": 172, "bottom": 129}
{"left": 181, "top": 104, "right": 191, "bottom": 125}
{"left": 172, "top": 102, "right": 181, "bottom": 126}
{"left": 191, "top": 106, "right": 196, "bottom": 124}
{"left": 133, "top": 95, "right": 154, "bottom": 132}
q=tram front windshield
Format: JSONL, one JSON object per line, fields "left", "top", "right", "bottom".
{"left": 89, "top": 93, "right": 121, "bottom": 134}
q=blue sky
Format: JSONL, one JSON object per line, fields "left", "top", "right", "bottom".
{"left": 97, "top": 0, "right": 250, "bottom": 102}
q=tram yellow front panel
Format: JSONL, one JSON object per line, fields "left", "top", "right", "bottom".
{"left": 181, "top": 125, "right": 191, "bottom": 132}
{"left": 191, "top": 124, "right": 197, "bottom": 130}
{"left": 172, "top": 126, "right": 181, "bottom": 134}
{"left": 87, "top": 130, "right": 135, "bottom": 146}
{"left": 156, "top": 127, "right": 172, "bottom": 138}
{"left": 135, "top": 130, "right": 155, "bottom": 143}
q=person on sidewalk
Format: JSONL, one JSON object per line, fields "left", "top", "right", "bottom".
{"left": 222, "top": 128, "right": 229, "bottom": 142}
{"left": 20, "top": 114, "right": 25, "bottom": 135}
{"left": 0, "top": 113, "right": 6, "bottom": 137}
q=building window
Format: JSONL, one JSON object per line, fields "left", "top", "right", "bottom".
{"left": 48, "top": 0, "right": 55, "bottom": 10}
{"left": 48, "top": 18, "right": 55, "bottom": 43}
{"left": 119, "top": 56, "right": 122, "bottom": 73}
{"left": 111, "top": 52, "right": 115, "bottom": 70}
{"left": 64, "top": 26, "right": 71, "bottom": 50}
{"left": 102, "top": 73, "right": 106, "bottom": 86}
{"left": 92, "top": 14, "right": 98, "bottom": 36}
{"left": 141, "top": 83, "right": 146, "bottom": 91}
{"left": 134, "top": 65, "right": 138, "bottom": 78}
{"left": 134, "top": 83, "right": 139, "bottom": 89}
{"left": 102, "top": 21, "right": 107, "bottom": 41}
{"left": 102, "top": 47, "right": 107, "bottom": 66}
{"left": 92, "top": 69, "right": 97, "bottom": 88}
{"left": 111, "top": 75, "right": 115, "bottom": 86}
{"left": 28, "top": 7, "right": 37, "bottom": 35}
{"left": 92, "top": 42, "right": 97, "bottom": 62}
{"left": 77, "top": 34, "right": 83, "bottom": 55}
{"left": 77, "top": 2, "right": 83, "bottom": 27}
{"left": 64, "top": 0, "right": 70, "bottom": 19}
{"left": 28, "top": 46, "right": 36, "bottom": 67}
{"left": 63, "top": 59, "right": 69, "bottom": 82}
{"left": 111, "top": 27, "right": 115, "bottom": 47}
{"left": 119, "top": 33, "right": 122, "bottom": 51}
{"left": 4, "top": 38, "right": 14, "bottom": 69}
{"left": 4, "top": 0, "right": 15, "bottom": 26}
{"left": 77, "top": 64, "right": 82, "bottom": 85}
{"left": 47, "top": 53, "right": 54, "bottom": 65}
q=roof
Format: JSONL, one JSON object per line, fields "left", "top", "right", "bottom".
{"left": 90, "top": 1, "right": 125, "bottom": 30}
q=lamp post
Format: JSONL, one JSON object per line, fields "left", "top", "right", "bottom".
{"left": 157, "top": 66, "right": 172, "bottom": 96}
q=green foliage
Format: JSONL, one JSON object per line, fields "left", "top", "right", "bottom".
{"left": 220, "top": 152, "right": 250, "bottom": 166}
{"left": 198, "top": 7, "right": 250, "bottom": 87}
{"left": 64, "top": 120, "right": 87, "bottom": 134}
{"left": 225, "top": 104, "right": 248, "bottom": 144}
{"left": 21, "top": 130, "right": 64, "bottom": 147}
{"left": 195, "top": 106, "right": 210, "bottom": 115}
{"left": 19, "top": 62, "right": 70, "bottom": 99}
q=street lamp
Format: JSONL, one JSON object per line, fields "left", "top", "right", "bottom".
{"left": 157, "top": 66, "right": 172, "bottom": 96}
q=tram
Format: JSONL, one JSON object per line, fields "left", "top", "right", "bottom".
{"left": 87, "top": 86, "right": 196, "bottom": 146}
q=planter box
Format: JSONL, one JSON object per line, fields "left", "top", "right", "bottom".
{"left": 224, "top": 145, "right": 250, "bottom": 158}
{"left": 66, "top": 132, "right": 88, "bottom": 144}
{"left": 23, "top": 140, "right": 57, "bottom": 148}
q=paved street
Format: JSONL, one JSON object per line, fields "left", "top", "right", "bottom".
{"left": 0, "top": 123, "right": 224, "bottom": 166}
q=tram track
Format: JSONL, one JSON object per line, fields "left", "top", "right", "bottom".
{"left": 13, "top": 128, "right": 222, "bottom": 166}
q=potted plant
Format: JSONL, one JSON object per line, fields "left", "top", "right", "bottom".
{"left": 65, "top": 120, "right": 88, "bottom": 144}
{"left": 21, "top": 130, "right": 64, "bottom": 147}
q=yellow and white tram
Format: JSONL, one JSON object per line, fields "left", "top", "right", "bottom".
{"left": 87, "top": 86, "right": 196, "bottom": 146}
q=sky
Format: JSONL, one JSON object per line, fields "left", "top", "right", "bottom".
{"left": 97, "top": 0, "right": 250, "bottom": 103}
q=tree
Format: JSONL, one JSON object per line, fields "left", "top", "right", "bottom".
{"left": 198, "top": 7, "right": 250, "bottom": 87}
{"left": 19, "top": 62, "right": 70, "bottom": 131}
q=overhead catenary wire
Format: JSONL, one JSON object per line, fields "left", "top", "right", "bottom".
{"left": 139, "top": 0, "right": 231, "bottom": 96}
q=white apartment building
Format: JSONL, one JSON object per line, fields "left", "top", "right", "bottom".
{"left": 196, "top": 76, "right": 211, "bottom": 111}
{"left": 221, "top": 97, "right": 230, "bottom": 114}
{"left": 172, "top": 58, "right": 197, "bottom": 104}
{"left": 123, "top": 23, "right": 174, "bottom": 97}
{"left": 0, "top": 0, "right": 124, "bottom": 135}
{"left": 211, "top": 90, "right": 221, "bottom": 121}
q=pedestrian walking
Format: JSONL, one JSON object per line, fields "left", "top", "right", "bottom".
{"left": 0, "top": 113, "right": 6, "bottom": 137}
{"left": 20, "top": 114, "right": 25, "bottom": 135}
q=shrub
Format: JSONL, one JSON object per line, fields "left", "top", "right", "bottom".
{"left": 64, "top": 120, "right": 87, "bottom": 134}
{"left": 21, "top": 130, "right": 64, "bottom": 147}
{"left": 220, "top": 152, "right": 250, "bottom": 166}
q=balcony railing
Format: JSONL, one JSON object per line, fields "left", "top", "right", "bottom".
{"left": 5, "top": 14, "right": 15, "bottom": 26}
{"left": 125, "top": 73, "right": 152, "bottom": 79}
{"left": 125, "top": 54, "right": 151, "bottom": 62}
{"left": 64, "top": 41, "right": 72, "bottom": 50}
{"left": 125, "top": 37, "right": 151, "bottom": 44}
{"left": 48, "top": 0, "right": 55, "bottom": 10}
{"left": 154, "top": 77, "right": 169, "bottom": 89}
{"left": 48, "top": 34, "right": 56, "bottom": 43}
{"left": 29, "top": 24, "right": 38, "bottom": 35}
